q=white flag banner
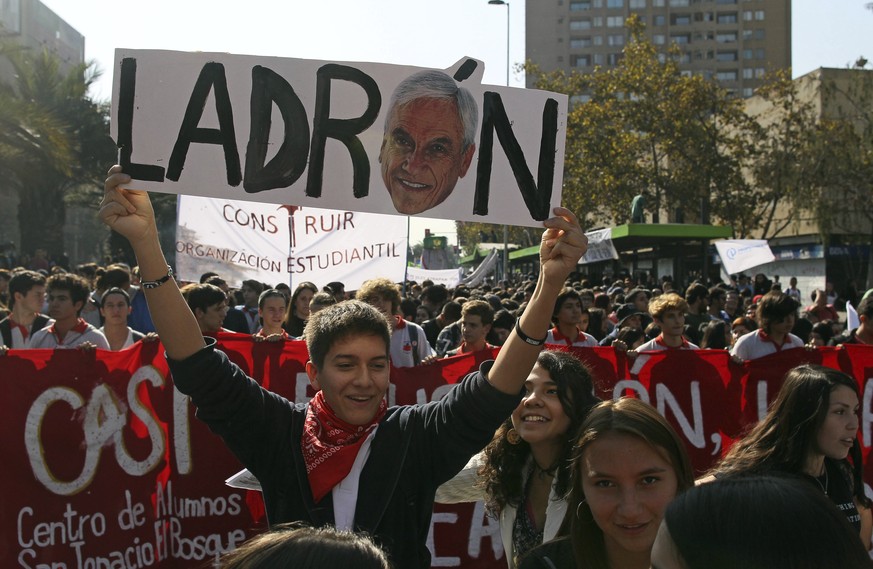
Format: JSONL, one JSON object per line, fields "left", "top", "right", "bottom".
{"left": 176, "top": 197, "right": 408, "bottom": 289}
{"left": 405, "top": 267, "right": 462, "bottom": 288}
{"left": 462, "top": 249, "right": 499, "bottom": 287}
{"left": 289, "top": 207, "right": 408, "bottom": 291}
{"left": 580, "top": 228, "right": 619, "bottom": 264}
{"left": 715, "top": 239, "right": 775, "bottom": 275}
{"left": 176, "top": 195, "right": 291, "bottom": 287}
{"left": 847, "top": 301, "right": 860, "bottom": 333}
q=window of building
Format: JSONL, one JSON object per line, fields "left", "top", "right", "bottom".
{"left": 570, "top": 94, "right": 592, "bottom": 104}
{"left": 570, "top": 1, "right": 592, "bottom": 11}
{"left": 742, "top": 68, "right": 753, "bottom": 79}
{"left": 671, "top": 13, "right": 692, "bottom": 25}
{"left": 694, "top": 31, "right": 715, "bottom": 41}
{"left": 715, "top": 0, "right": 737, "bottom": 4}
{"left": 717, "top": 32, "right": 738, "bottom": 42}
{"left": 570, "top": 18, "right": 592, "bottom": 30}
{"left": 743, "top": 87, "right": 754, "bottom": 97}
{"left": 755, "top": 10, "right": 764, "bottom": 20}
{"left": 607, "top": 52, "right": 623, "bottom": 65}
{"left": 593, "top": 16, "right": 604, "bottom": 26}
{"left": 743, "top": 28, "right": 765, "bottom": 41}
{"left": 652, "top": 0, "right": 665, "bottom": 6}
{"left": 629, "top": 0, "right": 647, "bottom": 8}
{"left": 716, "top": 50, "right": 737, "bottom": 61}
{"left": 669, "top": 0, "right": 689, "bottom": 6}
{"left": 593, "top": 53, "right": 605, "bottom": 64}
{"left": 743, "top": 10, "right": 753, "bottom": 21}
{"left": 716, "top": 70, "right": 738, "bottom": 81}
{"left": 755, "top": 67, "right": 765, "bottom": 78}
{"left": 717, "top": 12, "right": 738, "bottom": 24}
{"left": 756, "top": 48, "right": 765, "bottom": 59}
{"left": 671, "top": 33, "right": 691, "bottom": 44}
{"left": 607, "top": 0, "right": 624, "bottom": 7}
{"left": 658, "top": 53, "right": 667, "bottom": 63}
{"left": 594, "top": 34, "right": 604, "bottom": 45}
{"left": 653, "top": 14, "right": 666, "bottom": 25}
{"left": 571, "top": 37, "right": 594, "bottom": 48}
{"left": 608, "top": 34, "right": 625, "bottom": 46}
{"left": 743, "top": 48, "right": 753, "bottom": 59}
{"left": 652, "top": 34, "right": 666, "bottom": 45}
{"left": 606, "top": 15, "right": 624, "bottom": 27}
{"left": 575, "top": 55, "right": 591, "bottom": 67}
{"left": 593, "top": 0, "right": 603, "bottom": 6}
{"left": 681, "top": 70, "right": 693, "bottom": 77}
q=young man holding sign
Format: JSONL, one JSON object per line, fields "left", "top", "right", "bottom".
{"left": 100, "top": 165, "right": 586, "bottom": 568}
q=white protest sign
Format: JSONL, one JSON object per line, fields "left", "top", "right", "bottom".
{"left": 111, "top": 50, "right": 567, "bottom": 227}
{"left": 714, "top": 239, "right": 775, "bottom": 275}
{"left": 176, "top": 197, "right": 407, "bottom": 289}
{"left": 580, "top": 228, "right": 619, "bottom": 264}
{"left": 405, "top": 267, "right": 462, "bottom": 288}
{"left": 289, "top": 206, "right": 408, "bottom": 290}
{"left": 176, "top": 195, "right": 291, "bottom": 287}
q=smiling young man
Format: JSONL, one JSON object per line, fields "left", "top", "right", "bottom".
{"left": 379, "top": 70, "right": 477, "bottom": 215}
{"left": 29, "top": 273, "right": 109, "bottom": 349}
{"left": 100, "top": 165, "right": 587, "bottom": 569}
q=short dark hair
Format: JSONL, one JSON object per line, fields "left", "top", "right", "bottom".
{"left": 461, "top": 299, "right": 494, "bottom": 325}
{"left": 304, "top": 300, "right": 391, "bottom": 370}
{"left": 47, "top": 273, "right": 91, "bottom": 314}
{"left": 552, "top": 287, "right": 581, "bottom": 319}
{"left": 241, "top": 279, "right": 265, "bottom": 295}
{"left": 756, "top": 292, "right": 798, "bottom": 333}
{"left": 440, "top": 300, "right": 462, "bottom": 320}
{"left": 101, "top": 287, "right": 131, "bottom": 307}
{"left": 199, "top": 271, "right": 219, "bottom": 284}
{"left": 180, "top": 283, "right": 227, "bottom": 314}
{"left": 685, "top": 282, "right": 709, "bottom": 304}
{"left": 220, "top": 522, "right": 390, "bottom": 569}
{"left": 258, "top": 289, "right": 288, "bottom": 310}
{"left": 858, "top": 293, "right": 873, "bottom": 320}
{"left": 8, "top": 270, "right": 46, "bottom": 309}
{"left": 665, "top": 476, "right": 872, "bottom": 569}
{"left": 96, "top": 264, "right": 131, "bottom": 291}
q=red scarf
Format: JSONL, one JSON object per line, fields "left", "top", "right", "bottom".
{"left": 301, "top": 391, "right": 387, "bottom": 503}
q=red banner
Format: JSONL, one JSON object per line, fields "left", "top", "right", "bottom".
{"left": 2, "top": 339, "right": 873, "bottom": 568}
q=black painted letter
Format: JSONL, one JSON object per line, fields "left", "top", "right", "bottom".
{"left": 474, "top": 93, "right": 559, "bottom": 221}
{"left": 117, "top": 58, "right": 165, "bottom": 181}
{"left": 166, "top": 62, "right": 242, "bottom": 186}
{"left": 306, "top": 64, "right": 381, "bottom": 198}
{"left": 244, "top": 66, "right": 310, "bottom": 193}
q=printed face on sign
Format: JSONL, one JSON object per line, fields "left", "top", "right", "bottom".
{"left": 379, "top": 97, "right": 475, "bottom": 215}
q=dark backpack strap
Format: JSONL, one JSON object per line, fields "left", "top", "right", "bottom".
{"left": 408, "top": 323, "right": 421, "bottom": 367}
{"left": 0, "top": 320, "right": 11, "bottom": 348}
{"left": 31, "top": 315, "right": 50, "bottom": 336}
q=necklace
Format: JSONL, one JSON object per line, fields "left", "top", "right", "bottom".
{"left": 814, "top": 467, "right": 829, "bottom": 496}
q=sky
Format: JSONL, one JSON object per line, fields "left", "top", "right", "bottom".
{"left": 40, "top": 0, "right": 872, "bottom": 246}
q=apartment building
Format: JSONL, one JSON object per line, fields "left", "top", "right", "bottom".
{"left": 526, "top": 0, "right": 790, "bottom": 98}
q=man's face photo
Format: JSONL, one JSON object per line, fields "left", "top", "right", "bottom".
{"left": 379, "top": 97, "right": 475, "bottom": 215}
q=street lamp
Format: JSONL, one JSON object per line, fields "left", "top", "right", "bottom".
{"left": 488, "top": 0, "right": 511, "bottom": 284}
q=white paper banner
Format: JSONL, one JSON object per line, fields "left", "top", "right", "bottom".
{"left": 462, "top": 249, "right": 499, "bottom": 287}
{"left": 405, "top": 267, "right": 462, "bottom": 288}
{"left": 580, "top": 228, "right": 619, "bottom": 264}
{"left": 112, "top": 49, "right": 567, "bottom": 227}
{"left": 290, "top": 206, "right": 408, "bottom": 291}
{"left": 715, "top": 239, "right": 775, "bottom": 275}
{"left": 176, "top": 197, "right": 408, "bottom": 290}
{"left": 175, "top": 195, "right": 291, "bottom": 288}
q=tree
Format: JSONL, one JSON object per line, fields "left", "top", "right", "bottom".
{"left": 526, "top": 15, "right": 757, "bottom": 233}
{"left": 455, "top": 221, "right": 540, "bottom": 257}
{"left": 0, "top": 44, "right": 116, "bottom": 258}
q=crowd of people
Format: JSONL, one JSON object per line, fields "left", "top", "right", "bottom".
{"left": 0, "top": 164, "right": 870, "bottom": 568}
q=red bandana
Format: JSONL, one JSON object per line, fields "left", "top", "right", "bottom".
{"left": 301, "top": 390, "right": 387, "bottom": 503}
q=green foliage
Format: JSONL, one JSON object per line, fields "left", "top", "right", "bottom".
{"left": 0, "top": 41, "right": 116, "bottom": 256}
{"left": 455, "top": 221, "right": 540, "bottom": 257}
{"left": 526, "top": 15, "right": 756, "bottom": 232}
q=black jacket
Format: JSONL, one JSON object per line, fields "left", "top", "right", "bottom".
{"left": 167, "top": 339, "right": 520, "bottom": 568}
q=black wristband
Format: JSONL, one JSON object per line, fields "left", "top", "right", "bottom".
{"left": 141, "top": 265, "right": 174, "bottom": 289}
{"left": 515, "top": 318, "right": 547, "bottom": 346}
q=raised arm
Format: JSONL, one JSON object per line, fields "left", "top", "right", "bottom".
{"left": 488, "top": 207, "right": 587, "bottom": 394}
{"left": 99, "top": 166, "right": 205, "bottom": 360}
